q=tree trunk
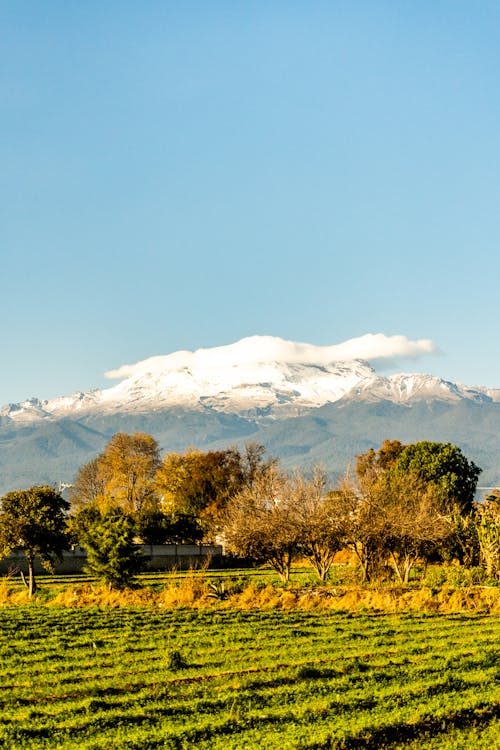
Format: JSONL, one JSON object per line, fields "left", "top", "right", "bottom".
{"left": 272, "top": 552, "right": 292, "bottom": 583}
{"left": 352, "top": 543, "right": 371, "bottom": 583}
{"left": 389, "top": 551, "right": 404, "bottom": 584}
{"left": 27, "top": 553, "right": 37, "bottom": 598}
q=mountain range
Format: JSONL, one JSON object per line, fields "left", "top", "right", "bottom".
{"left": 1, "top": 336, "right": 499, "bottom": 494}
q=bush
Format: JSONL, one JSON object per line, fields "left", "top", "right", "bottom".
{"left": 167, "top": 650, "right": 187, "bottom": 670}
{"left": 423, "top": 564, "right": 487, "bottom": 588}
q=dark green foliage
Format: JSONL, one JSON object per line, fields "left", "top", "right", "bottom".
{"left": 166, "top": 649, "right": 188, "bottom": 670}
{"left": 134, "top": 508, "right": 170, "bottom": 544}
{"left": 135, "top": 508, "right": 203, "bottom": 544}
{"left": 73, "top": 505, "right": 141, "bottom": 588}
{"left": 0, "top": 486, "right": 69, "bottom": 597}
{"left": 394, "top": 441, "right": 481, "bottom": 514}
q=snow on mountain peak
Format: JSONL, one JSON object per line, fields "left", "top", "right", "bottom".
{"left": 3, "top": 333, "right": 464, "bottom": 424}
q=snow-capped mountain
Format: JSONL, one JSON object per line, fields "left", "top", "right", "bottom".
{"left": 2, "top": 335, "right": 500, "bottom": 495}
{"left": 2, "top": 336, "right": 499, "bottom": 424}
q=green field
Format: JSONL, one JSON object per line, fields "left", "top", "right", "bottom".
{"left": 0, "top": 605, "right": 499, "bottom": 749}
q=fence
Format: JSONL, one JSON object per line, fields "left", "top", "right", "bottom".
{"left": 0, "top": 544, "right": 223, "bottom": 575}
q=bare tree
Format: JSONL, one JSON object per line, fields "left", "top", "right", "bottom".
{"left": 335, "top": 471, "right": 390, "bottom": 583}
{"left": 380, "top": 472, "right": 451, "bottom": 583}
{"left": 294, "top": 468, "right": 346, "bottom": 582}
{"left": 336, "top": 466, "right": 450, "bottom": 583}
{"left": 68, "top": 458, "right": 105, "bottom": 509}
{"left": 224, "top": 466, "right": 299, "bottom": 582}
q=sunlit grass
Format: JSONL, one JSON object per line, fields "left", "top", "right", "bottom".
{"left": 0, "top": 606, "right": 499, "bottom": 749}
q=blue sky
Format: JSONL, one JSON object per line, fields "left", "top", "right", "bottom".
{"left": 1, "top": 1, "right": 499, "bottom": 405}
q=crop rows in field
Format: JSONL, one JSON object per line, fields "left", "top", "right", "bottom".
{"left": 0, "top": 607, "right": 498, "bottom": 749}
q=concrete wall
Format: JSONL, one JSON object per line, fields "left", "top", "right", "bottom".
{"left": 0, "top": 544, "right": 223, "bottom": 575}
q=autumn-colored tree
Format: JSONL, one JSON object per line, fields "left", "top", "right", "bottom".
{"left": 378, "top": 471, "right": 450, "bottom": 583}
{"left": 335, "top": 471, "right": 391, "bottom": 583}
{"left": 0, "top": 486, "right": 70, "bottom": 597}
{"left": 70, "top": 433, "right": 161, "bottom": 514}
{"left": 339, "top": 444, "right": 453, "bottom": 582}
{"left": 442, "top": 509, "right": 480, "bottom": 567}
{"left": 155, "top": 444, "right": 271, "bottom": 539}
{"left": 96, "top": 432, "right": 161, "bottom": 513}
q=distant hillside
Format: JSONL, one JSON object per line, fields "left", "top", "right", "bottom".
{"left": 1, "top": 399, "right": 499, "bottom": 495}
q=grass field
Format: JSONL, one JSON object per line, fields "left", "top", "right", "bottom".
{"left": 0, "top": 601, "right": 499, "bottom": 749}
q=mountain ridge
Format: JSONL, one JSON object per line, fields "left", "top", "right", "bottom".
{"left": 1, "top": 336, "right": 499, "bottom": 494}
{"left": 2, "top": 336, "right": 500, "bottom": 424}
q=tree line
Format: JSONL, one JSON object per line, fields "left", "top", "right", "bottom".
{"left": 0, "top": 432, "right": 499, "bottom": 595}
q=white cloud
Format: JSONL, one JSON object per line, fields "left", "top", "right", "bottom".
{"left": 105, "top": 334, "right": 438, "bottom": 381}
{"left": 328, "top": 333, "right": 438, "bottom": 367}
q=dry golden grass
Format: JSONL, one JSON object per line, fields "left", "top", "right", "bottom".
{"left": 157, "top": 567, "right": 211, "bottom": 608}
{"left": 225, "top": 583, "right": 500, "bottom": 613}
{"left": 1, "top": 566, "right": 500, "bottom": 613}
{"left": 48, "top": 584, "right": 156, "bottom": 607}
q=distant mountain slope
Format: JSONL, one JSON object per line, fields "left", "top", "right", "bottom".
{"left": 1, "top": 336, "right": 499, "bottom": 494}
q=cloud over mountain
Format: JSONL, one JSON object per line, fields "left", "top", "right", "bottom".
{"left": 105, "top": 333, "right": 437, "bottom": 381}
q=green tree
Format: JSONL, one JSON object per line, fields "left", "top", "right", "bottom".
{"left": 134, "top": 508, "right": 203, "bottom": 545}
{"left": 0, "top": 486, "right": 69, "bottom": 597}
{"left": 72, "top": 504, "right": 141, "bottom": 589}
{"left": 394, "top": 441, "right": 481, "bottom": 514}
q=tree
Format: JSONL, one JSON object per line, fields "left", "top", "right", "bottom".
{"left": 0, "top": 486, "right": 69, "bottom": 597}
{"left": 240, "top": 442, "right": 278, "bottom": 486}
{"left": 68, "top": 458, "right": 105, "bottom": 509}
{"left": 394, "top": 441, "right": 481, "bottom": 514}
{"left": 134, "top": 507, "right": 171, "bottom": 545}
{"left": 379, "top": 471, "right": 450, "bottom": 583}
{"left": 341, "top": 441, "right": 456, "bottom": 582}
{"left": 294, "top": 469, "right": 347, "bottom": 582}
{"left": 224, "top": 466, "right": 299, "bottom": 582}
{"left": 355, "top": 439, "right": 405, "bottom": 479}
{"left": 155, "top": 445, "right": 271, "bottom": 539}
{"left": 335, "top": 472, "right": 391, "bottom": 583}
{"left": 72, "top": 504, "right": 141, "bottom": 589}
{"left": 134, "top": 508, "right": 203, "bottom": 544}
{"left": 70, "top": 433, "right": 161, "bottom": 514}
{"left": 95, "top": 432, "right": 161, "bottom": 513}
{"left": 441, "top": 509, "right": 480, "bottom": 567}
{"left": 477, "top": 493, "right": 500, "bottom": 580}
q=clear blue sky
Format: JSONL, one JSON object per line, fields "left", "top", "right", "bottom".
{"left": 1, "top": 1, "right": 499, "bottom": 405}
